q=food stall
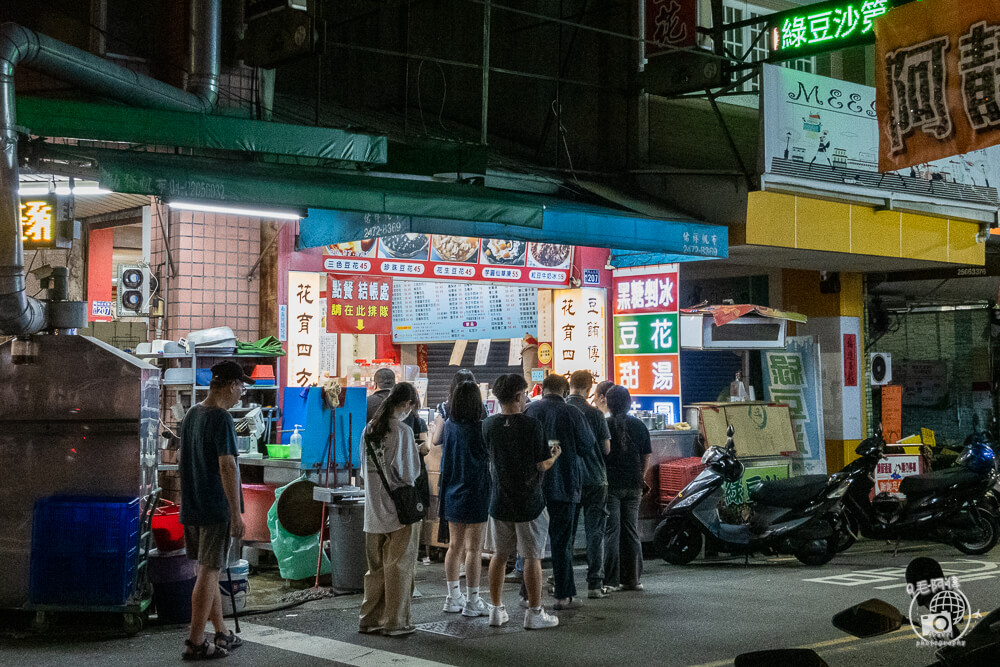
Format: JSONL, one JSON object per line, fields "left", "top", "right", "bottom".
{"left": 621, "top": 301, "right": 814, "bottom": 541}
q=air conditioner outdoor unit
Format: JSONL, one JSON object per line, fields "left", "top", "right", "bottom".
{"left": 870, "top": 353, "right": 892, "bottom": 386}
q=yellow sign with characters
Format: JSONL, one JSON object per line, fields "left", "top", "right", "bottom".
{"left": 20, "top": 197, "right": 55, "bottom": 248}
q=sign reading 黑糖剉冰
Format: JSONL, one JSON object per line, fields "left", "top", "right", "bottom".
{"left": 766, "top": 0, "right": 896, "bottom": 62}
{"left": 612, "top": 267, "right": 681, "bottom": 423}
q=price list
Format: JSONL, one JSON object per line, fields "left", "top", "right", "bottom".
{"left": 392, "top": 280, "right": 537, "bottom": 343}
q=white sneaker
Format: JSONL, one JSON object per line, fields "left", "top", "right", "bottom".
{"left": 523, "top": 606, "right": 559, "bottom": 630}
{"left": 488, "top": 604, "right": 509, "bottom": 627}
{"left": 518, "top": 597, "right": 529, "bottom": 608}
{"left": 461, "top": 596, "right": 488, "bottom": 617}
{"left": 443, "top": 592, "right": 467, "bottom": 613}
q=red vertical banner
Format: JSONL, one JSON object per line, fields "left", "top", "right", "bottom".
{"left": 843, "top": 333, "right": 858, "bottom": 387}
{"left": 87, "top": 227, "right": 114, "bottom": 322}
{"left": 645, "top": 0, "right": 698, "bottom": 57}
{"left": 882, "top": 384, "right": 903, "bottom": 444}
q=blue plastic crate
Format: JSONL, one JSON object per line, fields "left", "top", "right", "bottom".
{"left": 30, "top": 496, "right": 141, "bottom": 606}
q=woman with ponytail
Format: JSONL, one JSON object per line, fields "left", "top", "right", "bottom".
{"left": 602, "top": 385, "right": 651, "bottom": 592}
{"left": 360, "top": 382, "right": 422, "bottom": 636}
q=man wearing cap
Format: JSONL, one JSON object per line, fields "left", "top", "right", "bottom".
{"left": 179, "top": 360, "right": 252, "bottom": 660}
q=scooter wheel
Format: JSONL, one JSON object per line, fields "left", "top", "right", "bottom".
{"left": 794, "top": 538, "right": 836, "bottom": 566}
{"left": 653, "top": 520, "right": 702, "bottom": 565}
{"left": 833, "top": 511, "right": 859, "bottom": 553}
{"left": 954, "top": 506, "right": 999, "bottom": 555}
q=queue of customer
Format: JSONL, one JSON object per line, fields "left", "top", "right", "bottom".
{"left": 359, "top": 368, "right": 651, "bottom": 636}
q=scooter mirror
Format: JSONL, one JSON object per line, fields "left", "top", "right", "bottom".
{"left": 735, "top": 649, "right": 828, "bottom": 666}
{"left": 832, "top": 598, "right": 904, "bottom": 638}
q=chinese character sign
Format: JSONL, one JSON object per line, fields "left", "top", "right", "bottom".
{"left": 645, "top": 0, "right": 697, "bottom": 56}
{"left": 875, "top": 454, "right": 923, "bottom": 497}
{"left": 288, "top": 271, "right": 323, "bottom": 389}
{"left": 326, "top": 274, "right": 392, "bottom": 335}
{"left": 876, "top": 0, "right": 1000, "bottom": 171}
{"left": 20, "top": 198, "right": 56, "bottom": 249}
{"left": 553, "top": 288, "right": 607, "bottom": 381}
{"left": 763, "top": 337, "right": 826, "bottom": 475}
{"left": 612, "top": 268, "right": 681, "bottom": 420}
{"left": 769, "top": 0, "right": 894, "bottom": 61}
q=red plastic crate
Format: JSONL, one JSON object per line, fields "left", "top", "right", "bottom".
{"left": 658, "top": 457, "right": 706, "bottom": 502}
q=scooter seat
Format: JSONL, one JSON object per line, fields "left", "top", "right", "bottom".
{"left": 750, "top": 474, "right": 829, "bottom": 509}
{"left": 899, "top": 467, "right": 982, "bottom": 497}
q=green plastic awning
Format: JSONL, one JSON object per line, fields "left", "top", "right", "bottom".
{"left": 17, "top": 97, "right": 387, "bottom": 164}
{"left": 88, "top": 149, "right": 544, "bottom": 227}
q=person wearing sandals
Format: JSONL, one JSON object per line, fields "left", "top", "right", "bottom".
{"left": 483, "top": 374, "right": 561, "bottom": 629}
{"left": 179, "top": 361, "right": 250, "bottom": 660}
{"left": 360, "top": 382, "right": 423, "bottom": 637}
{"left": 438, "top": 381, "right": 490, "bottom": 616}
{"left": 603, "top": 386, "right": 652, "bottom": 593}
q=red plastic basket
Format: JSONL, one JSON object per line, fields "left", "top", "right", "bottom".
{"left": 152, "top": 500, "right": 184, "bottom": 552}
{"left": 658, "top": 457, "right": 707, "bottom": 503}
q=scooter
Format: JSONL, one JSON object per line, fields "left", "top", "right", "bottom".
{"left": 652, "top": 426, "right": 852, "bottom": 567}
{"left": 735, "top": 556, "right": 1000, "bottom": 666}
{"left": 833, "top": 430, "right": 999, "bottom": 556}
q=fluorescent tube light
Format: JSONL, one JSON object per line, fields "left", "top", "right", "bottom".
{"left": 168, "top": 200, "right": 303, "bottom": 220}
{"left": 18, "top": 185, "right": 111, "bottom": 196}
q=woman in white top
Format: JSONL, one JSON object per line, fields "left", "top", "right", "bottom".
{"left": 360, "top": 382, "right": 422, "bottom": 636}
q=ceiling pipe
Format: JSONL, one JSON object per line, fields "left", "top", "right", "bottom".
{"left": 0, "top": 1, "right": 220, "bottom": 335}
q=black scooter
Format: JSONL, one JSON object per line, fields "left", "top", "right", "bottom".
{"left": 652, "top": 426, "right": 852, "bottom": 567}
{"left": 833, "top": 432, "right": 999, "bottom": 555}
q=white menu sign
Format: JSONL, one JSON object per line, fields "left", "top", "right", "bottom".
{"left": 391, "top": 280, "right": 538, "bottom": 343}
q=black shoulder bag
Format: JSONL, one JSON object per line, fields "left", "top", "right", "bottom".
{"left": 365, "top": 440, "right": 426, "bottom": 525}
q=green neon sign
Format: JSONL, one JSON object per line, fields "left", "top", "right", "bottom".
{"left": 766, "top": 0, "right": 899, "bottom": 61}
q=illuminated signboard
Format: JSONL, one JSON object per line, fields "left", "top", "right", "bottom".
{"left": 20, "top": 196, "right": 56, "bottom": 249}
{"left": 766, "top": 0, "right": 899, "bottom": 62}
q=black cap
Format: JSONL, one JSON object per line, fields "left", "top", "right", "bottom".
{"left": 211, "top": 360, "right": 255, "bottom": 385}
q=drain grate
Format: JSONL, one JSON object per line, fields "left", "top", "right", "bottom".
{"left": 416, "top": 619, "right": 520, "bottom": 638}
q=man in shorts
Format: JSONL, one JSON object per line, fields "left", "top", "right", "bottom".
{"left": 179, "top": 361, "right": 251, "bottom": 660}
{"left": 483, "top": 373, "right": 561, "bottom": 630}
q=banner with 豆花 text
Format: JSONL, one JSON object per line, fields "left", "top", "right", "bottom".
{"left": 612, "top": 266, "right": 681, "bottom": 423}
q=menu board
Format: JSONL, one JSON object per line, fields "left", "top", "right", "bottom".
{"left": 323, "top": 234, "right": 573, "bottom": 287}
{"left": 391, "top": 280, "right": 538, "bottom": 343}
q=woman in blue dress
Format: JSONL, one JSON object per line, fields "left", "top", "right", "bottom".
{"left": 438, "top": 381, "right": 490, "bottom": 616}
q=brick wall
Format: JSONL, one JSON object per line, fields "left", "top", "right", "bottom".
{"left": 871, "top": 309, "right": 990, "bottom": 447}
{"left": 150, "top": 207, "right": 261, "bottom": 342}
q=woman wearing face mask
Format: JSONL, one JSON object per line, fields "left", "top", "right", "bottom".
{"left": 359, "top": 382, "right": 423, "bottom": 636}
{"left": 439, "top": 381, "right": 490, "bottom": 616}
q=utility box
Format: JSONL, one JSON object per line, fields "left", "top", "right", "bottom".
{"left": 638, "top": 49, "right": 729, "bottom": 96}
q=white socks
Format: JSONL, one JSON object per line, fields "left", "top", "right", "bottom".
{"left": 467, "top": 586, "right": 480, "bottom": 603}
{"left": 447, "top": 580, "right": 461, "bottom": 598}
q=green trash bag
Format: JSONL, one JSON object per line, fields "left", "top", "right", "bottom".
{"left": 267, "top": 478, "right": 331, "bottom": 580}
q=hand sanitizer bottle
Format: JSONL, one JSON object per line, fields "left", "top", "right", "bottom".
{"left": 289, "top": 424, "right": 303, "bottom": 459}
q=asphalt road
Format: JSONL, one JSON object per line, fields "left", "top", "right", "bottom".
{"left": 3, "top": 540, "right": 998, "bottom": 667}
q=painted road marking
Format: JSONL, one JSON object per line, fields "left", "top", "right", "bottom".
{"left": 238, "top": 622, "right": 456, "bottom": 667}
{"left": 803, "top": 559, "right": 999, "bottom": 588}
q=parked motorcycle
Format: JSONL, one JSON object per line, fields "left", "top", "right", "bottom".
{"left": 832, "top": 430, "right": 999, "bottom": 555}
{"left": 652, "top": 426, "right": 852, "bottom": 567}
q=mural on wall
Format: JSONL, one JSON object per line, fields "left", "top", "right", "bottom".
{"left": 762, "top": 64, "right": 1000, "bottom": 205}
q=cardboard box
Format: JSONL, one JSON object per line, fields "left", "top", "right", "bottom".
{"left": 696, "top": 402, "right": 797, "bottom": 458}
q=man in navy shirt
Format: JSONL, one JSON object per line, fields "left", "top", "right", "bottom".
{"left": 524, "top": 374, "right": 597, "bottom": 609}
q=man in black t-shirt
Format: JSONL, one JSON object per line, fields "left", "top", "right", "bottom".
{"left": 484, "top": 374, "right": 561, "bottom": 630}
{"left": 179, "top": 361, "right": 250, "bottom": 659}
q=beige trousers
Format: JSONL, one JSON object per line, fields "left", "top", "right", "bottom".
{"left": 359, "top": 523, "right": 421, "bottom": 631}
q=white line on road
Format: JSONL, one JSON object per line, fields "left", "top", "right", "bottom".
{"left": 238, "top": 622, "right": 456, "bottom": 667}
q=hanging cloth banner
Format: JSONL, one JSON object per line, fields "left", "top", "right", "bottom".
{"left": 875, "top": 0, "right": 1000, "bottom": 171}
